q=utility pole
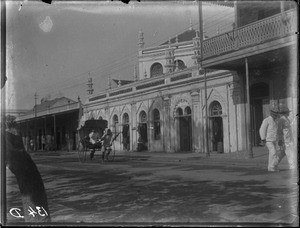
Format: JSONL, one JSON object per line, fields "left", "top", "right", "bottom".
{"left": 245, "top": 58, "right": 253, "bottom": 158}
{"left": 198, "top": 0, "right": 210, "bottom": 157}
{"left": 34, "top": 92, "right": 38, "bottom": 151}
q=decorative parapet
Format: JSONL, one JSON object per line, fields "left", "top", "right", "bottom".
{"left": 170, "top": 73, "right": 192, "bottom": 82}
{"left": 109, "top": 88, "right": 133, "bottom": 97}
{"left": 89, "top": 94, "right": 107, "bottom": 102}
{"left": 139, "top": 10, "right": 296, "bottom": 68}
{"left": 136, "top": 79, "right": 165, "bottom": 90}
{"left": 87, "top": 66, "right": 198, "bottom": 103}
{"left": 203, "top": 9, "right": 297, "bottom": 59}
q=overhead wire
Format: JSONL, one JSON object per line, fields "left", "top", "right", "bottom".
{"left": 38, "top": 5, "right": 235, "bottom": 97}
{"left": 45, "top": 8, "right": 233, "bottom": 85}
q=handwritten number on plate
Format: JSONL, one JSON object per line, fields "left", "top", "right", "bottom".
{"left": 27, "top": 206, "right": 37, "bottom": 217}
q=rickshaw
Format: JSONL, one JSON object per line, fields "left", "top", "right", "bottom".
{"left": 77, "top": 119, "right": 119, "bottom": 163}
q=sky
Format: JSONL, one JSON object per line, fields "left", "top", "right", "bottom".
{"left": 5, "top": 0, "right": 234, "bottom": 110}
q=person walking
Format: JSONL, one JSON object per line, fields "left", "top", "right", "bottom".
{"left": 259, "top": 107, "right": 280, "bottom": 172}
{"left": 100, "top": 128, "right": 114, "bottom": 163}
{"left": 277, "top": 105, "right": 296, "bottom": 170}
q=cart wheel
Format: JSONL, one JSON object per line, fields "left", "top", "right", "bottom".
{"left": 106, "top": 143, "right": 115, "bottom": 162}
{"left": 78, "top": 142, "right": 88, "bottom": 163}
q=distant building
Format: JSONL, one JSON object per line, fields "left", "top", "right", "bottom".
{"left": 82, "top": 1, "right": 297, "bottom": 155}
{"left": 17, "top": 97, "right": 81, "bottom": 152}
{"left": 5, "top": 109, "right": 29, "bottom": 117}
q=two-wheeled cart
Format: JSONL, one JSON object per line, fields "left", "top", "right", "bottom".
{"left": 77, "top": 119, "right": 112, "bottom": 162}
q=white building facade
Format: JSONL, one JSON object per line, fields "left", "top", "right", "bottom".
{"left": 82, "top": 28, "right": 246, "bottom": 154}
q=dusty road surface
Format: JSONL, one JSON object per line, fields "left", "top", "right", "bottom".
{"left": 5, "top": 150, "right": 298, "bottom": 226}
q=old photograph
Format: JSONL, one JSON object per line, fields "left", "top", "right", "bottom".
{"left": 1, "top": 0, "right": 298, "bottom": 226}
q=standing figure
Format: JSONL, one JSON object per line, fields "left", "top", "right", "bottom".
{"left": 41, "top": 135, "right": 46, "bottom": 151}
{"left": 259, "top": 107, "right": 280, "bottom": 172}
{"left": 46, "top": 134, "right": 51, "bottom": 151}
{"left": 26, "top": 136, "right": 30, "bottom": 152}
{"left": 277, "top": 106, "right": 296, "bottom": 170}
{"left": 100, "top": 128, "right": 113, "bottom": 163}
{"left": 65, "top": 133, "right": 70, "bottom": 152}
{"left": 89, "top": 129, "right": 101, "bottom": 160}
{"left": 30, "top": 138, "right": 34, "bottom": 152}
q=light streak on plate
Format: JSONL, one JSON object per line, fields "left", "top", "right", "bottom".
{"left": 39, "top": 16, "right": 53, "bottom": 33}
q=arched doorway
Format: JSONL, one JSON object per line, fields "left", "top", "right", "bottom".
{"left": 209, "top": 101, "right": 223, "bottom": 153}
{"left": 175, "top": 106, "right": 192, "bottom": 152}
{"left": 153, "top": 109, "right": 161, "bottom": 140}
{"left": 250, "top": 82, "right": 269, "bottom": 146}
{"left": 112, "top": 114, "right": 119, "bottom": 134}
{"left": 122, "top": 113, "right": 130, "bottom": 151}
{"left": 137, "top": 111, "right": 148, "bottom": 151}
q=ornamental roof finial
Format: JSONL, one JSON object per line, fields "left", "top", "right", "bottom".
{"left": 138, "top": 29, "right": 144, "bottom": 49}
{"left": 189, "top": 18, "right": 193, "bottom": 30}
{"left": 134, "top": 66, "right": 138, "bottom": 81}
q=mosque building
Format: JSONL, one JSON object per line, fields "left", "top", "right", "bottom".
{"left": 16, "top": 2, "right": 297, "bottom": 156}
{"left": 81, "top": 1, "right": 297, "bottom": 155}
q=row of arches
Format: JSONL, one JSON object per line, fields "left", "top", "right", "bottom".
{"left": 109, "top": 109, "right": 162, "bottom": 151}
{"left": 111, "top": 113, "right": 130, "bottom": 150}
{"left": 86, "top": 80, "right": 271, "bottom": 153}
{"left": 150, "top": 59, "right": 187, "bottom": 77}
{"left": 88, "top": 100, "right": 225, "bottom": 153}
{"left": 137, "top": 109, "right": 161, "bottom": 151}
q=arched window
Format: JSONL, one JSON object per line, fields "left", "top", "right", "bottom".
{"left": 153, "top": 109, "right": 161, "bottom": 140}
{"left": 184, "top": 106, "right": 191, "bottom": 115}
{"left": 210, "top": 101, "right": 222, "bottom": 116}
{"left": 176, "top": 107, "right": 183, "bottom": 116}
{"left": 139, "top": 111, "right": 147, "bottom": 123}
{"left": 122, "top": 113, "right": 129, "bottom": 124}
{"left": 150, "top": 63, "right": 163, "bottom": 77}
{"left": 113, "top": 115, "right": 119, "bottom": 125}
{"left": 175, "top": 59, "right": 186, "bottom": 70}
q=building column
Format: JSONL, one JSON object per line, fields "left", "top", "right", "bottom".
{"left": 229, "top": 80, "right": 242, "bottom": 152}
{"left": 163, "top": 96, "right": 171, "bottom": 152}
{"left": 245, "top": 58, "right": 253, "bottom": 158}
{"left": 53, "top": 115, "right": 57, "bottom": 151}
{"left": 44, "top": 117, "right": 47, "bottom": 151}
{"left": 191, "top": 90, "right": 201, "bottom": 153}
{"left": 131, "top": 102, "right": 137, "bottom": 151}
{"left": 26, "top": 121, "right": 29, "bottom": 151}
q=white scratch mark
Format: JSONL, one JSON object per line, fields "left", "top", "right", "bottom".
{"left": 39, "top": 16, "right": 53, "bottom": 33}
